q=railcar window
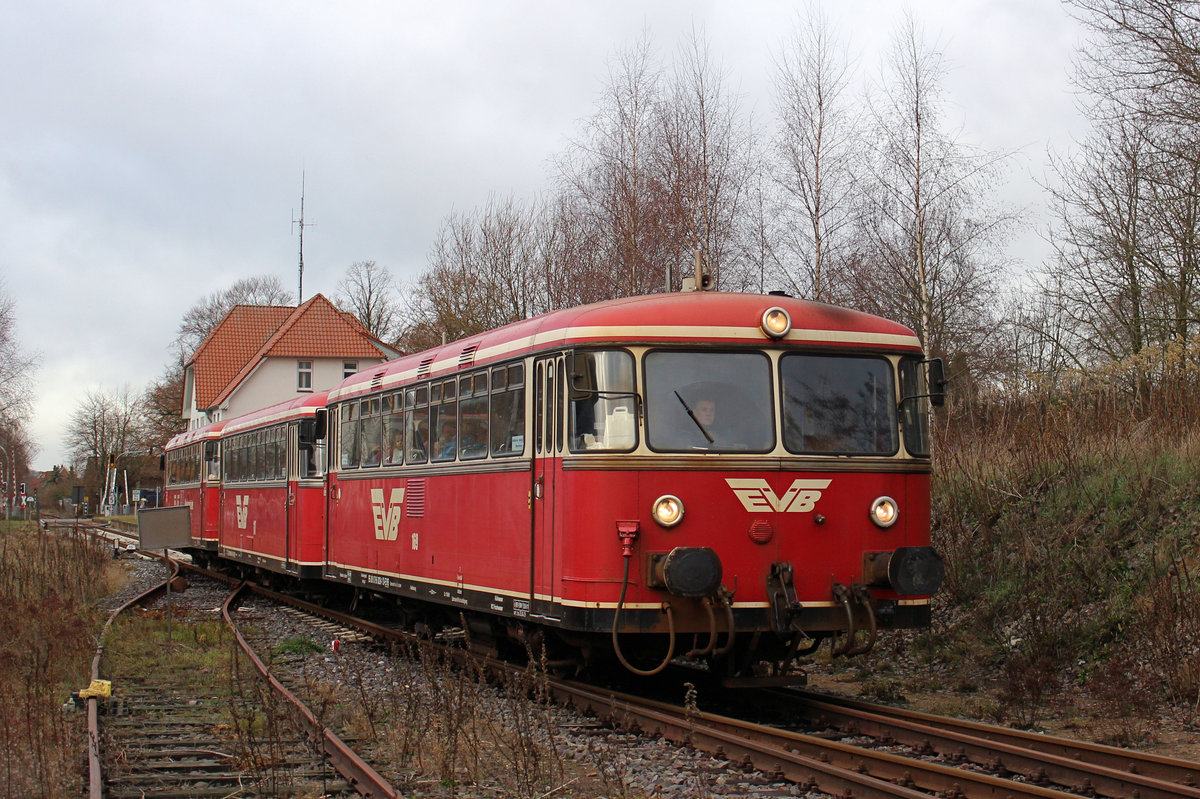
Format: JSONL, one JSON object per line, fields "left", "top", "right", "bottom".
{"left": 262, "top": 431, "right": 272, "bottom": 479}
{"left": 405, "top": 386, "right": 429, "bottom": 464}
{"left": 534, "top": 363, "right": 544, "bottom": 454}
{"left": 339, "top": 404, "right": 359, "bottom": 469}
{"left": 645, "top": 351, "right": 774, "bottom": 452}
{"left": 248, "top": 433, "right": 257, "bottom": 480}
{"left": 359, "top": 397, "right": 382, "bottom": 467}
{"left": 780, "top": 355, "right": 898, "bottom": 455}
{"left": 569, "top": 351, "right": 636, "bottom": 452}
{"left": 167, "top": 445, "right": 205, "bottom": 485}
{"left": 899, "top": 358, "right": 931, "bottom": 457}
{"left": 383, "top": 393, "right": 404, "bottom": 465}
{"left": 273, "top": 427, "right": 286, "bottom": 479}
{"left": 555, "top": 360, "right": 565, "bottom": 452}
{"left": 490, "top": 363, "right": 525, "bottom": 456}
{"left": 205, "top": 442, "right": 220, "bottom": 482}
{"left": 459, "top": 373, "right": 489, "bottom": 460}
{"left": 238, "top": 437, "right": 249, "bottom": 480}
{"left": 431, "top": 390, "right": 458, "bottom": 462}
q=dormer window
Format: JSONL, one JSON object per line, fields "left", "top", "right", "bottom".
{"left": 298, "top": 360, "right": 313, "bottom": 391}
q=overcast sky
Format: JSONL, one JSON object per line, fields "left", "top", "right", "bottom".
{"left": 2, "top": 1, "right": 1088, "bottom": 471}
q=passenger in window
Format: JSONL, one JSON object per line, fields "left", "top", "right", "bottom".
{"left": 435, "top": 420, "right": 457, "bottom": 460}
{"left": 460, "top": 420, "right": 486, "bottom": 458}
{"left": 409, "top": 419, "right": 429, "bottom": 461}
{"left": 385, "top": 429, "right": 404, "bottom": 464}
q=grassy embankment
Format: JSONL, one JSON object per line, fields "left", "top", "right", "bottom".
{"left": 859, "top": 376, "right": 1200, "bottom": 742}
{"left": 0, "top": 521, "right": 120, "bottom": 798}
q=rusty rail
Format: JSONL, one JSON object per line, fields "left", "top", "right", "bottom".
{"left": 220, "top": 582, "right": 398, "bottom": 799}
{"left": 87, "top": 555, "right": 180, "bottom": 799}
{"left": 779, "top": 689, "right": 1200, "bottom": 799}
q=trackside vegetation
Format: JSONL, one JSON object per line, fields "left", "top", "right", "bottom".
{"left": 868, "top": 361, "right": 1200, "bottom": 739}
{"left": 0, "top": 522, "right": 120, "bottom": 798}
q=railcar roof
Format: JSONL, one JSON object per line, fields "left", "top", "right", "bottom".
{"left": 330, "top": 292, "right": 921, "bottom": 403}
{"left": 165, "top": 419, "right": 227, "bottom": 450}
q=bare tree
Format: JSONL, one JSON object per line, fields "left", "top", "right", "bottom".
{"left": 732, "top": 171, "right": 786, "bottom": 294}
{"left": 656, "top": 25, "right": 756, "bottom": 291}
{"left": 65, "top": 386, "right": 146, "bottom": 498}
{"left": 1041, "top": 2, "right": 1200, "bottom": 372}
{"left": 0, "top": 280, "right": 37, "bottom": 424}
{"left": 175, "top": 274, "right": 292, "bottom": 355}
{"left": 852, "top": 13, "right": 1012, "bottom": 361}
{"left": 1068, "top": 0, "right": 1200, "bottom": 138}
{"left": 141, "top": 362, "right": 187, "bottom": 452}
{"left": 555, "top": 31, "right": 673, "bottom": 296}
{"left": 771, "top": 6, "right": 861, "bottom": 301}
{"left": 1044, "top": 115, "right": 1153, "bottom": 362}
{"left": 335, "top": 260, "right": 403, "bottom": 343}
{"left": 398, "top": 196, "right": 544, "bottom": 350}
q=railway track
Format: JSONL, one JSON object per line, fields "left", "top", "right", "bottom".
{"left": 164, "top": 563, "right": 1200, "bottom": 799}
{"left": 63, "top": 516, "right": 1199, "bottom": 798}
{"left": 553, "top": 678, "right": 1200, "bottom": 799}
{"left": 86, "top": 556, "right": 396, "bottom": 798}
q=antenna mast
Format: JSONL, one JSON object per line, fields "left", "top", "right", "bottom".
{"left": 291, "top": 172, "right": 315, "bottom": 304}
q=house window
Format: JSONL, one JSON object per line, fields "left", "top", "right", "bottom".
{"left": 343, "top": 361, "right": 358, "bottom": 379}
{"left": 298, "top": 360, "right": 313, "bottom": 391}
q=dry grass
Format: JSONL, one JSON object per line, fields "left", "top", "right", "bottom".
{"left": 0, "top": 521, "right": 120, "bottom": 798}
{"left": 928, "top": 362, "right": 1200, "bottom": 734}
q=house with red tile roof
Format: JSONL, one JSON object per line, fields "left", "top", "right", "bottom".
{"left": 181, "top": 293, "right": 400, "bottom": 428}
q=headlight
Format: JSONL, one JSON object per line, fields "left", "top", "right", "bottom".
{"left": 651, "top": 494, "right": 685, "bottom": 528}
{"left": 870, "top": 496, "right": 898, "bottom": 528}
{"left": 761, "top": 306, "right": 792, "bottom": 339}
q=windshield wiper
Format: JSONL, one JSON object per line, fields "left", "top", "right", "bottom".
{"left": 674, "top": 391, "right": 714, "bottom": 444}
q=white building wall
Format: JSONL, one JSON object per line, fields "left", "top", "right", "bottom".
{"left": 224, "top": 357, "right": 381, "bottom": 418}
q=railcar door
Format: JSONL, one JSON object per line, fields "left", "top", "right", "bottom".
{"left": 285, "top": 422, "right": 298, "bottom": 573}
{"left": 531, "top": 354, "right": 565, "bottom": 620}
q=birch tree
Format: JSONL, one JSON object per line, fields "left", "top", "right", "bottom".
{"left": 772, "top": 6, "right": 860, "bottom": 301}
{"left": 853, "top": 14, "right": 1011, "bottom": 361}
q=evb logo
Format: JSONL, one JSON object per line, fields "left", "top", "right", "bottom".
{"left": 235, "top": 495, "right": 249, "bottom": 529}
{"left": 371, "top": 488, "right": 405, "bottom": 541}
{"left": 725, "top": 478, "right": 832, "bottom": 513}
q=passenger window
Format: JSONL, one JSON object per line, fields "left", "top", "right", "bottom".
{"left": 491, "top": 363, "right": 525, "bottom": 457}
{"left": 459, "top": 373, "right": 489, "bottom": 460}
{"left": 405, "top": 386, "right": 429, "bottom": 464}
{"left": 384, "top": 393, "right": 405, "bottom": 465}
{"left": 431, "top": 400, "right": 458, "bottom": 462}
{"left": 359, "top": 397, "right": 382, "bottom": 467}
{"left": 339, "top": 404, "right": 359, "bottom": 469}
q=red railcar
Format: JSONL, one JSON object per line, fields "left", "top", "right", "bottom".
{"left": 318, "top": 292, "right": 944, "bottom": 676}
{"left": 214, "top": 393, "right": 329, "bottom": 578}
{"left": 163, "top": 420, "right": 225, "bottom": 557}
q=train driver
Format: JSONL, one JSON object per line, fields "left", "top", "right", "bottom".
{"left": 679, "top": 393, "right": 729, "bottom": 448}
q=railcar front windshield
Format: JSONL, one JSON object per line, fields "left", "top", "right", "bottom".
{"left": 644, "top": 350, "right": 775, "bottom": 452}
{"left": 780, "top": 354, "right": 898, "bottom": 455}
